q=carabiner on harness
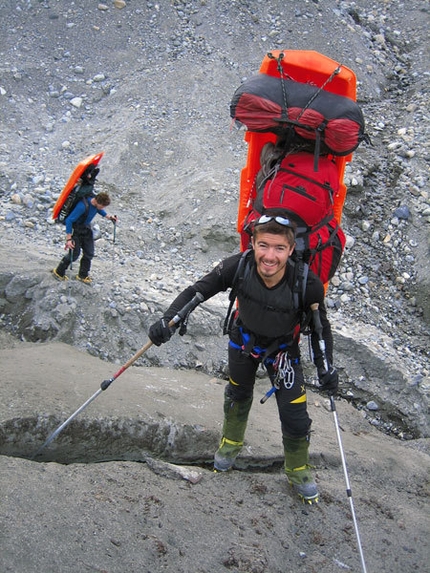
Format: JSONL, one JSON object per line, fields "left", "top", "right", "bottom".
{"left": 274, "top": 351, "right": 295, "bottom": 390}
{"left": 260, "top": 351, "right": 296, "bottom": 404}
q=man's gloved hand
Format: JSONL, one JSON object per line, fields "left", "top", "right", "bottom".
{"left": 318, "top": 366, "right": 339, "bottom": 395}
{"left": 149, "top": 318, "right": 174, "bottom": 346}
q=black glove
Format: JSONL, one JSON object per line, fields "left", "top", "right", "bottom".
{"left": 149, "top": 318, "right": 174, "bottom": 346}
{"left": 318, "top": 366, "right": 339, "bottom": 395}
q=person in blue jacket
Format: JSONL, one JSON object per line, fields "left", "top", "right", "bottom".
{"left": 52, "top": 187, "right": 117, "bottom": 284}
{"left": 148, "top": 211, "right": 338, "bottom": 504}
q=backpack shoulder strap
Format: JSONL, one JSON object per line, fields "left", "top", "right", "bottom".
{"left": 230, "top": 249, "right": 252, "bottom": 298}
{"left": 291, "top": 256, "right": 308, "bottom": 310}
{"left": 223, "top": 249, "right": 252, "bottom": 335}
{"left": 75, "top": 196, "right": 91, "bottom": 224}
{"left": 290, "top": 249, "right": 310, "bottom": 337}
{"left": 82, "top": 196, "right": 91, "bottom": 213}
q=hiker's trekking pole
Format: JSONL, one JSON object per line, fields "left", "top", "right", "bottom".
{"left": 68, "top": 247, "right": 74, "bottom": 296}
{"left": 330, "top": 394, "right": 367, "bottom": 573}
{"left": 310, "top": 303, "right": 368, "bottom": 573}
{"left": 112, "top": 218, "right": 117, "bottom": 244}
{"left": 33, "top": 292, "right": 204, "bottom": 458}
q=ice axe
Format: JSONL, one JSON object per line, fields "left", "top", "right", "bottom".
{"left": 33, "top": 292, "right": 204, "bottom": 459}
{"left": 310, "top": 303, "right": 368, "bottom": 573}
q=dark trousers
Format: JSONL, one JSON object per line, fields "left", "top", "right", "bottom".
{"left": 227, "top": 343, "right": 312, "bottom": 439}
{"left": 56, "top": 227, "right": 94, "bottom": 278}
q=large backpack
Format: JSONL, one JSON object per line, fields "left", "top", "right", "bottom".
{"left": 230, "top": 71, "right": 369, "bottom": 159}
{"left": 241, "top": 151, "right": 346, "bottom": 286}
{"left": 55, "top": 182, "right": 94, "bottom": 225}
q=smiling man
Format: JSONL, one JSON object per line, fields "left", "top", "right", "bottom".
{"left": 148, "top": 209, "right": 338, "bottom": 504}
{"left": 252, "top": 216, "right": 295, "bottom": 286}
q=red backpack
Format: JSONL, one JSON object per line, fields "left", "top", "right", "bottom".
{"left": 230, "top": 73, "right": 368, "bottom": 157}
{"left": 241, "top": 151, "right": 346, "bottom": 285}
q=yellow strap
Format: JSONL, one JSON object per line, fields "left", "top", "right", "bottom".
{"left": 221, "top": 437, "right": 243, "bottom": 447}
{"left": 229, "top": 377, "right": 240, "bottom": 386}
{"left": 285, "top": 464, "right": 309, "bottom": 472}
{"left": 292, "top": 464, "right": 307, "bottom": 472}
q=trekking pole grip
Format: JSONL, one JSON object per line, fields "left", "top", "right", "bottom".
{"left": 170, "top": 292, "right": 205, "bottom": 327}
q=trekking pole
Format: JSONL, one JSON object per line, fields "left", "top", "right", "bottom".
{"left": 330, "top": 394, "right": 367, "bottom": 573}
{"left": 33, "top": 292, "right": 204, "bottom": 458}
{"left": 112, "top": 218, "right": 117, "bottom": 244}
{"left": 310, "top": 303, "right": 368, "bottom": 573}
{"left": 68, "top": 247, "right": 73, "bottom": 296}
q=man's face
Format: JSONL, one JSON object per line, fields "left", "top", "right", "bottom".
{"left": 251, "top": 232, "right": 295, "bottom": 287}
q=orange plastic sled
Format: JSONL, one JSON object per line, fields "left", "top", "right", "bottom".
{"left": 236, "top": 50, "right": 357, "bottom": 245}
{"left": 52, "top": 152, "right": 104, "bottom": 220}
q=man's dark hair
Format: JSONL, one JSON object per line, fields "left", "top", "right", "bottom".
{"left": 253, "top": 209, "right": 296, "bottom": 245}
{"left": 95, "top": 192, "right": 111, "bottom": 207}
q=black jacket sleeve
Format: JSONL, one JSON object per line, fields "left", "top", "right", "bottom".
{"left": 304, "top": 271, "right": 334, "bottom": 369}
{"left": 160, "top": 253, "right": 242, "bottom": 321}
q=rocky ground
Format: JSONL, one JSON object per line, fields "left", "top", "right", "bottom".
{"left": 1, "top": 338, "right": 429, "bottom": 573}
{"left": 0, "top": 1, "right": 429, "bottom": 572}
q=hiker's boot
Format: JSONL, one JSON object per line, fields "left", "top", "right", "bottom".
{"left": 52, "top": 268, "right": 68, "bottom": 281}
{"left": 283, "top": 434, "right": 318, "bottom": 504}
{"left": 78, "top": 257, "right": 92, "bottom": 281}
{"left": 214, "top": 391, "right": 253, "bottom": 472}
{"left": 76, "top": 275, "right": 92, "bottom": 285}
{"left": 52, "top": 256, "right": 70, "bottom": 281}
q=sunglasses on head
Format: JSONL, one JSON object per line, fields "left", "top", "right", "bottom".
{"left": 254, "top": 215, "right": 295, "bottom": 229}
